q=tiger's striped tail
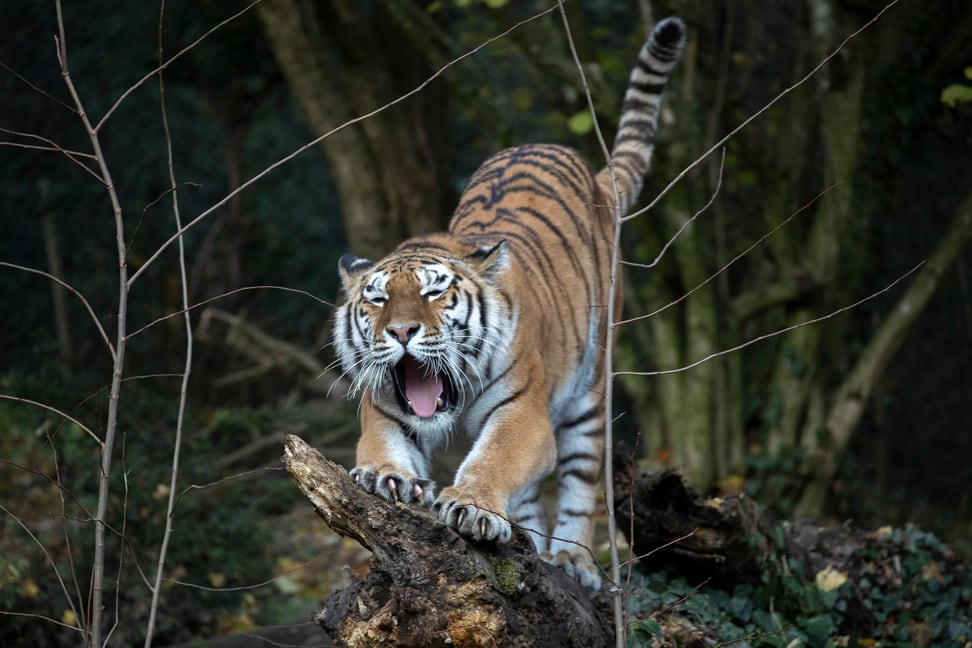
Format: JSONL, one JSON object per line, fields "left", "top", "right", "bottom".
{"left": 597, "top": 17, "right": 686, "bottom": 214}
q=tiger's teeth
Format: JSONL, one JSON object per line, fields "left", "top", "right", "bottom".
{"left": 436, "top": 397, "right": 444, "bottom": 408}
{"left": 406, "top": 400, "right": 415, "bottom": 414}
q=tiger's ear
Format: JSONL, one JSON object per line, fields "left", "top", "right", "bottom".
{"left": 338, "top": 254, "right": 374, "bottom": 294}
{"left": 466, "top": 240, "right": 508, "bottom": 278}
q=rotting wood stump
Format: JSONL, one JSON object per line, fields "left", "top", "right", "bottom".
{"left": 282, "top": 435, "right": 612, "bottom": 648}
{"left": 612, "top": 442, "right": 779, "bottom": 586}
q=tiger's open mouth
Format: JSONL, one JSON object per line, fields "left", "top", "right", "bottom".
{"left": 392, "top": 355, "right": 457, "bottom": 418}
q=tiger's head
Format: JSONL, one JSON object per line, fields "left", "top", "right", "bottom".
{"left": 333, "top": 239, "right": 510, "bottom": 432}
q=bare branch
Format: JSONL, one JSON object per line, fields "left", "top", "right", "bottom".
{"left": 94, "top": 0, "right": 264, "bottom": 132}
{"left": 554, "top": 1, "right": 626, "bottom": 643}
{"left": 620, "top": 529, "right": 697, "bottom": 567}
{"left": 620, "top": 149, "right": 726, "bottom": 265}
{"left": 615, "top": 182, "right": 837, "bottom": 327}
{"left": 164, "top": 550, "right": 328, "bottom": 593}
{"left": 0, "top": 395, "right": 102, "bottom": 446}
{"left": 0, "top": 261, "right": 115, "bottom": 360}
{"left": 126, "top": 181, "right": 202, "bottom": 259}
{"left": 615, "top": 261, "right": 924, "bottom": 377}
{"left": 0, "top": 59, "right": 78, "bottom": 113}
{"left": 126, "top": 284, "right": 335, "bottom": 340}
{"left": 45, "top": 441, "right": 87, "bottom": 636}
{"left": 0, "top": 458, "right": 96, "bottom": 519}
{"left": 144, "top": 3, "right": 195, "bottom": 640}
{"left": 0, "top": 611, "right": 83, "bottom": 634}
{"left": 0, "top": 127, "right": 103, "bottom": 180}
{"left": 0, "top": 503, "right": 81, "bottom": 630}
{"left": 54, "top": 3, "right": 132, "bottom": 645}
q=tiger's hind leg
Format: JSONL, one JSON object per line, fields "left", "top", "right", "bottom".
{"left": 508, "top": 479, "right": 548, "bottom": 553}
{"left": 544, "top": 398, "right": 606, "bottom": 589}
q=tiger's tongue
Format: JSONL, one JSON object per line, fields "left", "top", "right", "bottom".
{"left": 403, "top": 356, "right": 443, "bottom": 418}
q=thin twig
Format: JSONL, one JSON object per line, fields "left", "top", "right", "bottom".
{"left": 0, "top": 60, "right": 78, "bottom": 112}
{"left": 94, "top": 0, "right": 264, "bottom": 132}
{"left": 0, "top": 611, "right": 83, "bottom": 634}
{"left": 615, "top": 182, "right": 838, "bottom": 327}
{"left": 45, "top": 440, "right": 87, "bottom": 636}
{"left": 0, "top": 395, "right": 102, "bottom": 445}
{"left": 620, "top": 149, "right": 725, "bottom": 266}
{"left": 164, "top": 551, "right": 327, "bottom": 593}
{"left": 0, "top": 127, "right": 103, "bottom": 180}
{"left": 126, "top": 284, "right": 334, "bottom": 340}
{"left": 0, "top": 504, "right": 81, "bottom": 631}
{"left": 619, "top": 530, "right": 698, "bottom": 567}
{"left": 144, "top": 3, "right": 194, "bottom": 641}
{"left": 616, "top": 261, "right": 924, "bottom": 377}
{"left": 554, "top": 2, "right": 627, "bottom": 644}
{"left": 0, "top": 262, "right": 115, "bottom": 360}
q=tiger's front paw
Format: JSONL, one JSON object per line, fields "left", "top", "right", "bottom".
{"left": 432, "top": 487, "right": 511, "bottom": 543}
{"left": 349, "top": 465, "right": 435, "bottom": 507}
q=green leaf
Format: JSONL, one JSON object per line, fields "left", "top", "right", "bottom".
{"left": 965, "top": 66, "right": 972, "bottom": 81}
{"left": 941, "top": 83, "right": 972, "bottom": 107}
{"left": 630, "top": 618, "right": 663, "bottom": 641}
{"left": 567, "top": 110, "right": 594, "bottom": 135}
{"left": 727, "top": 593, "right": 753, "bottom": 622}
{"left": 753, "top": 609, "right": 779, "bottom": 632}
{"left": 483, "top": 0, "right": 508, "bottom": 7}
{"left": 802, "top": 614, "right": 837, "bottom": 640}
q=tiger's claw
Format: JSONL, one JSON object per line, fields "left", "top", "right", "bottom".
{"left": 433, "top": 488, "right": 511, "bottom": 543}
{"left": 349, "top": 465, "right": 435, "bottom": 507}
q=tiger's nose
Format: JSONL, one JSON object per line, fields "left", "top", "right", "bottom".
{"left": 387, "top": 323, "right": 420, "bottom": 344}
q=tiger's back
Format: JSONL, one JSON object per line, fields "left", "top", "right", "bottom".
{"left": 449, "top": 143, "right": 614, "bottom": 405}
{"left": 333, "top": 18, "right": 686, "bottom": 589}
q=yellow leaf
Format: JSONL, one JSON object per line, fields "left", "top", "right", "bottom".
{"left": 152, "top": 483, "right": 170, "bottom": 500}
{"left": 873, "top": 526, "right": 893, "bottom": 540}
{"left": 717, "top": 473, "right": 745, "bottom": 494}
{"left": 208, "top": 572, "right": 226, "bottom": 588}
{"left": 61, "top": 609, "right": 77, "bottom": 626}
{"left": 219, "top": 613, "right": 255, "bottom": 634}
{"left": 922, "top": 561, "right": 945, "bottom": 584}
{"left": 815, "top": 565, "right": 848, "bottom": 592}
{"left": 21, "top": 578, "right": 39, "bottom": 599}
{"left": 965, "top": 66, "right": 972, "bottom": 81}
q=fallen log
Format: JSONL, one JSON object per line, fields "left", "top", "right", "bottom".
{"left": 612, "top": 445, "right": 779, "bottom": 587}
{"left": 282, "top": 435, "right": 612, "bottom": 648}
{"left": 611, "top": 443, "right": 889, "bottom": 588}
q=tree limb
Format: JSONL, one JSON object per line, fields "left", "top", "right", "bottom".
{"left": 796, "top": 190, "right": 972, "bottom": 516}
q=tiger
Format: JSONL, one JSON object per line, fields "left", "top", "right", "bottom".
{"left": 332, "top": 17, "right": 685, "bottom": 589}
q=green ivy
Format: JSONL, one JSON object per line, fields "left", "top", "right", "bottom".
{"left": 626, "top": 524, "right": 970, "bottom": 647}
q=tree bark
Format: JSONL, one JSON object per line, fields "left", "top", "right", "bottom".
{"left": 282, "top": 435, "right": 612, "bottom": 648}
